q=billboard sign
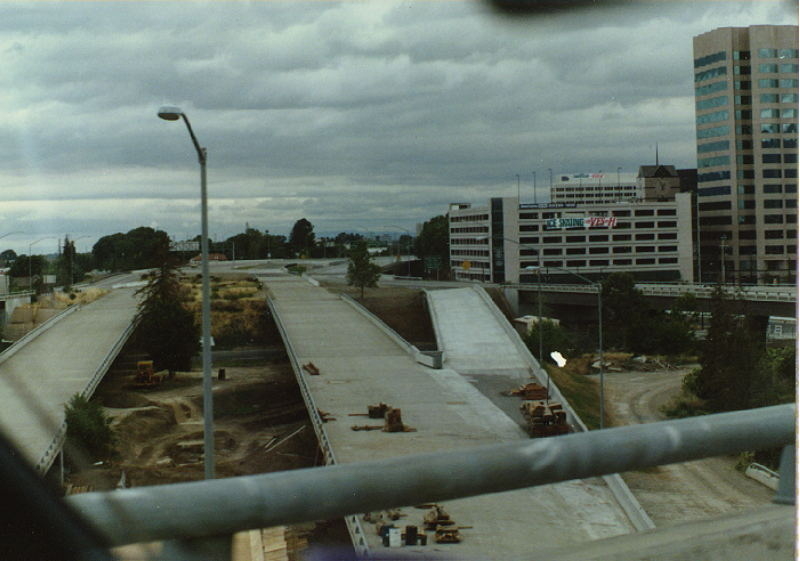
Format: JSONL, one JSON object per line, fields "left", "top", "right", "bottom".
{"left": 545, "top": 217, "right": 617, "bottom": 229}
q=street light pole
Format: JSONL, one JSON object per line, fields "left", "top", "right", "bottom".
{"left": 158, "top": 106, "right": 215, "bottom": 480}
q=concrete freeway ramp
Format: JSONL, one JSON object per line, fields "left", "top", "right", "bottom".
{"left": 267, "top": 276, "right": 635, "bottom": 558}
{"left": 0, "top": 288, "right": 138, "bottom": 472}
{"left": 426, "top": 286, "right": 532, "bottom": 379}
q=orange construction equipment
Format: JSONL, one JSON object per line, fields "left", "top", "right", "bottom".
{"left": 132, "top": 360, "right": 166, "bottom": 389}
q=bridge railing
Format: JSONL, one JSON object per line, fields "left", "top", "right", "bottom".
{"left": 66, "top": 403, "right": 795, "bottom": 559}
{"left": 507, "top": 282, "right": 797, "bottom": 302}
{"left": 34, "top": 315, "right": 140, "bottom": 475}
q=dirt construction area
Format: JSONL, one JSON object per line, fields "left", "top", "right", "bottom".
{"left": 70, "top": 362, "right": 318, "bottom": 490}
{"left": 603, "top": 367, "right": 774, "bottom": 527}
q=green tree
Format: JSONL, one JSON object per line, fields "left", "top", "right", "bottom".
{"left": 346, "top": 241, "right": 381, "bottom": 298}
{"left": 414, "top": 215, "right": 449, "bottom": 278}
{"left": 524, "top": 319, "right": 576, "bottom": 362}
{"left": 92, "top": 227, "right": 170, "bottom": 271}
{"left": 57, "top": 236, "right": 77, "bottom": 288}
{"left": 135, "top": 255, "right": 199, "bottom": 377}
{"left": 691, "top": 286, "right": 759, "bottom": 412}
{"left": 0, "top": 249, "right": 17, "bottom": 265}
{"left": 64, "top": 393, "right": 115, "bottom": 463}
{"left": 289, "top": 218, "right": 315, "bottom": 258}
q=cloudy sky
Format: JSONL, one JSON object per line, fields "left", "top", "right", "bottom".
{"left": 0, "top": 0, "right": 795, "bottom": 254}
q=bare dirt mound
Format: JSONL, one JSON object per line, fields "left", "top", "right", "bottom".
{"left": 72, "top": 364, "right": 317, "bottom": 489}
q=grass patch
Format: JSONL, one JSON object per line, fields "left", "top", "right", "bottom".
{"left": 546, "top": 358, "right": 607, "bottom": 430}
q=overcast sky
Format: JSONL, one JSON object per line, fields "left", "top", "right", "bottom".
{"left": 0, "top": 0, "right": 795, "bottom": 254}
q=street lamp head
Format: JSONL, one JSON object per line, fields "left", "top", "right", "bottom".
{"left": 157, "top": 106, "right": 183, "bottom": 121}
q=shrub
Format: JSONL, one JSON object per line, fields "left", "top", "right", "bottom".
{"left": 64, "top": 393, "right": 115, "bottom": 463}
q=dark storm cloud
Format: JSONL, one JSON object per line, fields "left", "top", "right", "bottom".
{"left": 0, "top": 0, "right": 795, "bottom": 251}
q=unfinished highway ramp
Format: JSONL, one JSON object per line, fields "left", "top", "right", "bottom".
{"left": 266, "top": 275, "right": 638, "bottom": 559}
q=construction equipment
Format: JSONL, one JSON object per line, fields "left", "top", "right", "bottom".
{"left": 520, "top": 400, "right": 570, "bottom": 437}
{"left": 509, "top": 382, "right": 548, "bottom": 400}
{"left": 132, "top": 360, "right": 166, "bottom": 389}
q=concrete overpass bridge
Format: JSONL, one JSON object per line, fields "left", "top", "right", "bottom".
{"left": 0, "top": 261, "right": 792, "bottom": 560}
{"left": 0, "top": 284, "right": 139, "bottom": 475}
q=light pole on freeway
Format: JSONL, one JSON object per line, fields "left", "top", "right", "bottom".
{"left": 157, "top": 105, "right": 215, "bottom": 479}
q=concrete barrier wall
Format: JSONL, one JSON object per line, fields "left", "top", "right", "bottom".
{"left": 339, "top": 293, "right": 444, "bottom": 369}
{"left": 0, "top": 305, "right": 80, "bottom": 366}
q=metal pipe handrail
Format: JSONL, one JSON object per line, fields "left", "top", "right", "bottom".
{"left": 68, "top": 403, "right": 794, "bottom": 547}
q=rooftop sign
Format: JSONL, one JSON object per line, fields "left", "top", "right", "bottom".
{"left": 546, "top": 217, "right": 617, "bottom": 229}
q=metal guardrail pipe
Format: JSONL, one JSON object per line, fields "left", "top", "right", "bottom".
{"left": 68, "top": 403, "right": 794, "bottom": 546}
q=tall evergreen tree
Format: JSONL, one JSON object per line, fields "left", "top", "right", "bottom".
{"left": 135, "top": 254, "right": 199, "bottom": 377}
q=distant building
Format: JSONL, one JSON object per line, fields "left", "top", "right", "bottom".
{"left": 693, "top": 25, "right": 798, "bottom": 283}
{"left": 190, "top": 253, "right": 228, "bottom": 264}
{"left": 449, "top": 192, "right": 694, "bottom": 284}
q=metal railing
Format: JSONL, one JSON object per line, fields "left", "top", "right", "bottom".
{"left": 66, "top": 404, "right": 794, "bottom": 557}
{"left": 35, "top": 315, "right": 140, "bottom": 474}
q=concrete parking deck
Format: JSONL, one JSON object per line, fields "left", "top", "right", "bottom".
{"left": 266, "top": 275, "right": 634, "bottom": 558}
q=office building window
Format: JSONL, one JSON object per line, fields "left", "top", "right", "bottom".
{"left": 763, "top": 154, "right": 782, "bottom": 164}
{"left": 762, "top": 138, "right": 781, "bottom": 148}
{"left": 758, "top": 48, "right": 778, "bottom": 58}
{"left": 696, "top": 110, "right": 729, "bottom": 125}
{"left": 696, "top": 96, "right": 728, "bottom": 110}
{"left": 566, "top": 260, "right": 585, "bottom": 268}
{"left": 695, "top": 66, "right": 727, "bottom": 82}
{"left": 764, "top": 184, "right": 782, "bottom": 193}
{"left": 698, "top": 155, "right": 730, "bottom": 168}
{"left": 589, "top": 260, "right": 609, "bottom": 267}
{"left": 698, "top": 185, "right": 731, "bottom": 196}
{"left": 636, "top": 258, "right": 655, "bottom": 265}
{"left": 697, "top": 125, "right": 730, "bottom": 139}
{"left": 698, "top": 140, "right": 730, "bottom": 153}
{"left": 695, "top": 51, "right": 727, "bottom": 67}
{"left": 765, "top": 215, "right": 784, "bottom": 224}
{"left": 696, "top": 81, "right": 728, "bottom": 96}
{"left": 759, "top": 63, "right": 779, "bottom": 73}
